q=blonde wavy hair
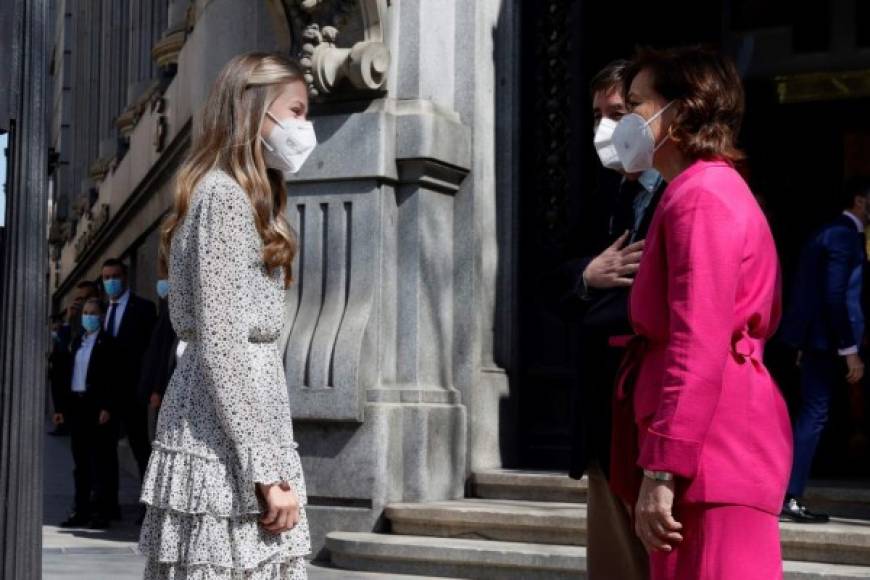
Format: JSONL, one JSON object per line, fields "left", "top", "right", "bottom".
{"left": 160, "top": 52, "right": 305, "bottom": 287}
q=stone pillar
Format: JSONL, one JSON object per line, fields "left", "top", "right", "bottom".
{"left": 92, "top": 0, "right": 130, "bottom": 180}
{"left": 452, "top": 0, "right": 518, "bottom": 472}
{"left": 285, "top": 97, "right": 470, "bottom": 557}
{"left": 117, "top": 0, "right": 168, "bottom": 138}
{"left": 69, "top": 0, "right": 103, "bottom": 214}
{"left": 278, "top": 0, "right": 492, "bottom": 556}
{"left": 0, "top": 0, "right": 50, "bottom": 578}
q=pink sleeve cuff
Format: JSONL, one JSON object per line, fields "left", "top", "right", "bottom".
{"left": 637, "top": 427, "right": 701, "bottom": 480}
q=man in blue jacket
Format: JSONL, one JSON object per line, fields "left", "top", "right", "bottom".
{"left": 780, "top": 176, "right": 870, "bottom": 522}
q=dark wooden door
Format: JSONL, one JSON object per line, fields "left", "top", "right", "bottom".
{"left": 514, "top": 0, "right": 725, "bottom": 469}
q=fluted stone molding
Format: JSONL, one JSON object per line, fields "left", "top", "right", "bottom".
{"left": 0, "top": 0, "right": 49, "bottom": 577}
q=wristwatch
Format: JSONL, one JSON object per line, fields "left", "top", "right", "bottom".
{"left": 643, "top": 469, "right": 674, "bottom": 482}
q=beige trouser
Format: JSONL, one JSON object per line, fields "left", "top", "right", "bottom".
{"left": 586, "top": 463, "right": 649, "bottom": 580}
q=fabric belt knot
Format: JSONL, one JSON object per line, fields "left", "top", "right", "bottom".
{"left": 731, "top": 329, "right": 762, "bottom": 367}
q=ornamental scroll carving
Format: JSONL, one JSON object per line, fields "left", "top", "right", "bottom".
{"left": 280, "top": 0, "right": 390, "bottom": 97}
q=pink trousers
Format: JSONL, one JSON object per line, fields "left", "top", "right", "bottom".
{"left": 650, "top": 504, "right": 783, "bottom": 580}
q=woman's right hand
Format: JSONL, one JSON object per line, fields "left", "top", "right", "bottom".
{"left": 257, "top": 482, "right": 300, "bottom": 535}
{"left": 52, "top": 413, "right": 64, "bottom": 426}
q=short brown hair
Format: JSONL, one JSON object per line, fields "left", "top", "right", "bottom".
{"left": 590, "top": 59, "right": 630, "bottom": 98}
{"left": 75, "top": 280, "right": 99, "bottom": 295}
{"left": 842, "top": 176, "right": 870, "bottom": 209}
{"left": 624, "top": 46, "right": 745, "bottom": 164}
{"left": 102, "top": 257, "right": 128, "bottom": 275}
{"left": 83, "top": 297, "right": 105, "bottom": 312}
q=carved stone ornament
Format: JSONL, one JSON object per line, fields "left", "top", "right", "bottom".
{"left": 115, "top": 80, "right": 162, "bottom": 137}
{"left": 88, "top": 157, "right": 112, "bottom": 183}
{"left": 151, "top": 28, "right": 186, "bottom": 68}
{"left": 74, "top": 203, "right": 111, "bottom": 262}
{"left": 301, "top": 24, "right": 389, "bottom": 96}
{"left": 284, "top": 0, "right": 390, "bottom": 98}
{"left": 48, "top": 219, "right": 68, "bottom": 246}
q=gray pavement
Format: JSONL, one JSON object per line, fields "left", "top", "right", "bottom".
{"left": 41, "top": 423, "right": 449, "bottom": 579}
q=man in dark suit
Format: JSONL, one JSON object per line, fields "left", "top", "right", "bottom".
{"left": 779, "top": 176, "right": 870, "bottom": 523}
{"left": 52, "top": 297, "right": 120, "bottom": 529}
{"left": 137, "top": 274, "right": 179, "bottom": 437}
{"left": 555, "top": 60, "right": 667, "bottom": 580}
{"left": 49, "top": 281, "right": 100, "bottom": 436}
{"left": 100, "top": 258, "right": 157, "bottom": 491}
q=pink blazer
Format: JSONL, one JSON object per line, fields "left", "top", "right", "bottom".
{"left": 627, "top": 159, "right": 792, "bottom": 515}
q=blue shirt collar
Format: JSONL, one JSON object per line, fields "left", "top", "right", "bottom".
{"left": 637, "top": 169, "right": 663, "bottom": 194}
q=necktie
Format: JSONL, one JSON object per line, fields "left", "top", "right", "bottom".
{"left": 106, "top": 302, "right": 118, "bottom": 337}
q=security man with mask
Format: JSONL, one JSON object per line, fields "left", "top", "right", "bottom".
{"left": 558, "top": 59, "right": 666, "bottom": 580}
{"left": 53, "top": 298, "right": 120, "bottom": 529}
{"left": 100, "top": 257, "right": 156, "bottom": 523}
{"left": 137, "top": 270, "right": 181, "bottom": 441}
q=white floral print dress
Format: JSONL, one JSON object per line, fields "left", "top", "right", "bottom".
{"left": 139, "top": 169, "right": 310, "bottom": 579}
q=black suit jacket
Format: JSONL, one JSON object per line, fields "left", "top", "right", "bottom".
{"left": 49, "top": 324, "right": 74, "bottom": 399}
{"left": 563, "top": 175, "right": 666, "bottom": 479}
{"left": 110, "top": 292, "right": 157, "bottom": 401}
{"left": 558, "top": 176, "right": 666, "bottom": 334}
{"left": 51, "top": 329, "right": 121, "bottom": 415}
{"left": 137, "top": 300, "right": 178, "bottom": 401}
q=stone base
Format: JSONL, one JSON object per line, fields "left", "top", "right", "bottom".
{"left": 327, "top": 532, "right": 587, "bottom": 580}
{"left": 297, "top": 398, "right": 467, "bottom": 557}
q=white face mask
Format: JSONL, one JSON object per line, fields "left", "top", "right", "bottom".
{"left": 260, "top": 111, "right": 317, "bottom": 175}
{"left": 593, "top": 117, "right": 623, "bottom": 171}
{"left": 612, "top": 101, "right": 674, "bottom": 174}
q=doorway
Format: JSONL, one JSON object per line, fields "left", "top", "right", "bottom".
{"left": 513, "top": 0, "right": 870, "bottom": 480}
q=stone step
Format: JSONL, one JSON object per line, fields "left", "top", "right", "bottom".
{"left": 781, "top": 518, "right": 870, "bottom": 567}
{"left": 385, "top": 499, "right": 585, "bottom": 546}
{"left": 327, "top": 532, "right": 586, "bottom": 580}
{"left": 387, "top": 498, "right": 870, "bottom": 567}
{"left": 784, "top": 560, "right": 870, "bottom": 579}
{"left": 472, "top": 470, "right": 870, "bottom": 513}
{"left": 471, "top": 470, "right": 587, "bottom": 504}
{"left": 804, "top": 482, "right": 870, "bottom": 520}
{"left": 327, "top": 532, "right": 870, "bottom": 579}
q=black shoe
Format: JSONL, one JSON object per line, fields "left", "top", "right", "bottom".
{"left": 59, "top": 512, "right": 91, "bottom": 528}
{"left": 89, "top": 516, "right": 111, "bottom": 530}
{"left": 781, "top": 496, "right": 830, "bottom": 523}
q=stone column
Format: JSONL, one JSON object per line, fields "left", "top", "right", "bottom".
{"left": 117, "top": 0, "right": 168, "bottom": 138}
{"left": 93, "top": 0, "right": 130, "bottom": 182}
{"left": 452, "top": 0, "right": 518, "bottom": 472}
{"left": 285, "top": 97, "right": 471, "bottom": 557}
{"left": 69, "top": 0, "right": 103, "bottom": 214}
{"left": 0, "top": 0, "right": 50, "bottom": 578}
{"left": 279, "top": 0, "right": 480, "bottom": 555}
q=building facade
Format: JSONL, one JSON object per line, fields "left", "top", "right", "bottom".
{"left": 48, "top": 0, "right": 519, "bottom": 555}
{"left": 45, "top": 0, "right": 870, "bottom": 564}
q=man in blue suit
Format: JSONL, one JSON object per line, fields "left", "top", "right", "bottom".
{"left": 780, "top": 176, "right": 870, "bottom": 523}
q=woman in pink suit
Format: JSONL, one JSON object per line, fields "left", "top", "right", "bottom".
{"left": 608, "top": 46, "right": 793, "bottom": 579}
